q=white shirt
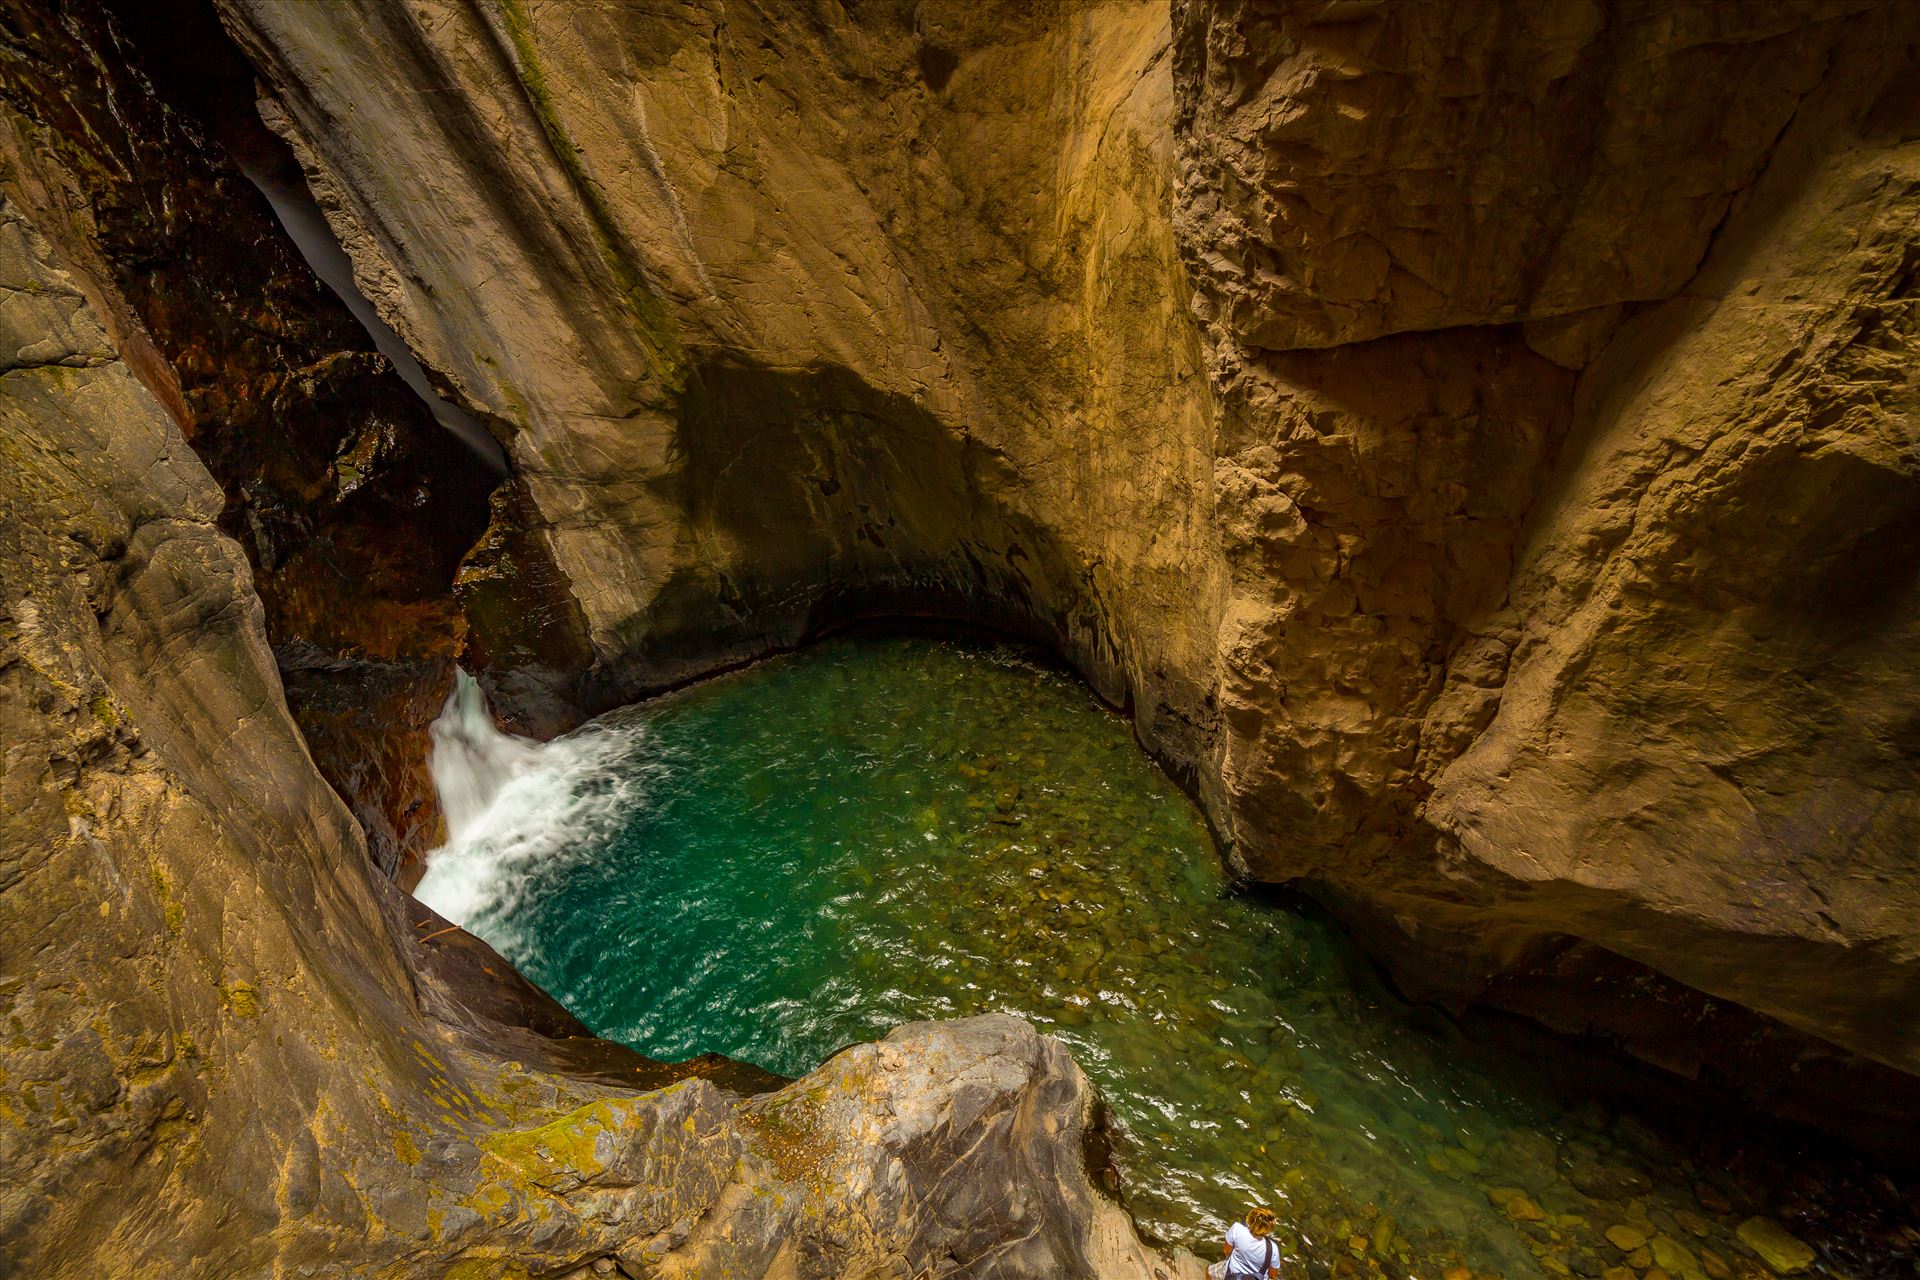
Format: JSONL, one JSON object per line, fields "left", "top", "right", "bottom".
{"left": 1225, "top": 1223, "right": 1278, "bottom": 1277}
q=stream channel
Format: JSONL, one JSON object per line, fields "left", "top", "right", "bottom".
{"left": 416, "top": 632, "right": 1916, "bottom": 1278}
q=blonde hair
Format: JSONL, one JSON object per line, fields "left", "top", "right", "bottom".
{"left": 1246, "top": 1206, "right": 1277, "bottom": 1237}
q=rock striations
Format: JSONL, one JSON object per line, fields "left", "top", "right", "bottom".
{"left": 2, "top": 0, "right": 1919, "bottom": 1274}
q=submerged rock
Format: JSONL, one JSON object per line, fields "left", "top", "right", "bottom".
{"left": 1650, "top": 1233, "right": 1705, "bottom": 1280}
{"left": 1607, "top": 1225, "right": 1651, "bottom": 1253}
{"left": 1508, "top": 1195, "right": 1549, "bottom": 1224}
{"left": 1734, "top": 1218, "right": 1816, "bottom": 1275}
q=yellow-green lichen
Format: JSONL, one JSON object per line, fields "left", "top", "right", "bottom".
{"left": 442, "top": 1258, "right": 529, "bottom": 1280}
{"left": 740, "top": 1092, "right": 834, "bottom": 1190}
{"left": 461, "top": 1178, "right": 514, "bottom": 1219}
{"left": 149, "top": 864, "right": 185, "bottom": 937}
{"left": 223, "top": 981, "right": 260, "bottom": 1019}
{"left": 477, "top": 1097, "right": 624, "bottom": 1186}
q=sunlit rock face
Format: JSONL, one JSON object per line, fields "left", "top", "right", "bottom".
{"left": 1174, "top": 0, "right": 1920, "bottom": 1085}
{"left": 218, "top": 0, "right": 1227, "bottom": 778}
{"left": 1172, "top": 0, "right": 1856, "bottom": 349}
{"left": 222, "top": 0, "right": 1920, "bottom": 1101}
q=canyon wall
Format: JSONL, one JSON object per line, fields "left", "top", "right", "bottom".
{"left": 0, "top": 0, "right": 498, "bottom": 878}
{"left": 219, "top": 0, "right": 1227, "bottom": 779}
{"left": 0, "top": 3, "right": 1180, "bottom": 1275}
{"left": 0, "top": 115, "right": 1171, "bottom": 1280}
{"left": 5, "top": 0, "right": 1919, "bottom": 1269}
{"left": 1176, "top": 0, "right": 1920, "bottom": 1092}
{"left": 219, "top": 0, "right": 1920, "bottom": 1124}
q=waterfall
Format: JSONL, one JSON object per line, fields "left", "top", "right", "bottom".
{"left": 414, "top": 670, "right": 650, "bottom": 947}
{"left": 427, "top": 669, "right": 543, "bottom": 842}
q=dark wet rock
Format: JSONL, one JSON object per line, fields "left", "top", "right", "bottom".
{"left": 0, "top": 0, "right": 497, "bottom": 877}
{"left": 1696, "top": 1183, "right": 1737, "bottom": 1216}
{"left": 1573, "top": 1162, "right": 1656, "bottom": 1202}
{"left": 370, "top": 875, "right": 786, "bottom": 1096}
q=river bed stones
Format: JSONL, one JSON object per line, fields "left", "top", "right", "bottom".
{"left": 1674, "top": 1212, "right": 1711, "bottom": 1238}
{"left": 1509, "top": 1195, "right": 1550, "bottom": 1224}
{"left": 1578, "top": 1164, "right": 1657, "bottom": 1201}
{"left": 1650, "top": 1233, "right": 1705, "bottom": 1280}
{"left": 1607, "top": 1225, "right": 1651, "bottom": 1252}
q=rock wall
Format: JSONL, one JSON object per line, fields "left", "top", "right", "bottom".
{"left": 0, "top": 4, "right": 1183, "bottom": 1275}
{"left": 0, "top": 157, "right": 419, "bottom": 1273}
{"left": 218, "top": 0, "right": 1920, "bottom": 1125}
{"left": 6, "top": 0, "right": 1918, "bottom": 1267}
{"left": 0, "top": 167, "right": 1175, "bottom": 1279}
{"left": 0, "top": 0, "right": 498, "bottom": 877}
{"left": 219, "top": 0, "right": 1227, "bottom": 781}
{"left": 1174, "top": 0, "right": 1920, "bottom": 1087}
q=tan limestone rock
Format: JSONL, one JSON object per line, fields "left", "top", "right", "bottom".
{"left": 1172, "top": 0, "right": 1858, "bottom": 349}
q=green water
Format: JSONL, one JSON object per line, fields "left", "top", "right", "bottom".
{"left": 441, "top": 635, "right": 1909, "bottom": 1277}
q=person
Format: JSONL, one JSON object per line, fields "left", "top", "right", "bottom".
{"left": 1217, "top": 1206, "right": 1282, "bottom": 1279}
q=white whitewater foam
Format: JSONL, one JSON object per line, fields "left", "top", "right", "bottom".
{"left": 428, "top": 668, "right": 545, "bottom": 843}
{"left": 414, "top": 670, "right": 648, "bottom": 951}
